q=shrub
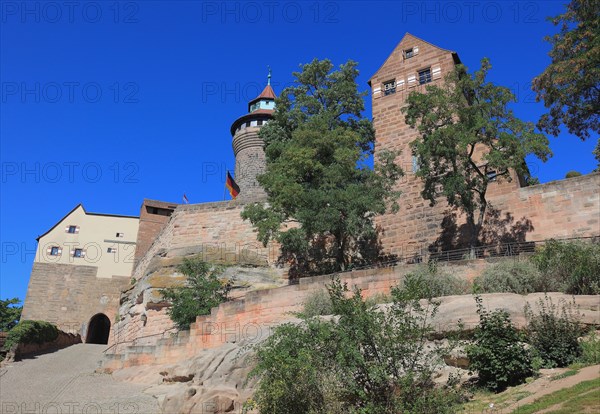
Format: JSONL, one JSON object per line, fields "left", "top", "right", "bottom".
{"left": 467, "top": 296, "right": 533, "bottom": 392}
{"left": 402, "top": 262, "right": 471, "bottom": 299}
{"left": 4, "top": 320, "right": 59, "bottom": 350}
{"left": 300, "top": 289, "right": 333, "bottom": 317}
{"left": 525, "top": 295, "right": 582, "bottom": 368}
{"left": 580, "top": 331, "right": 600, "bottom": 365}
{"left": 527, "top": 298, "right": 581, "bottom": 365}
{"left": 565, "top": 170, "right": 582, "bottom": 178}
{"left": 473, "top": 259, "right": 546, "bottom": 294}
{"left": 532, "top": 239, "right": 600, "bottom": 294}
{"left": 250, "top": 277, "right": 464, "bottom": 413}
{"left": 160, "top": 257, "right": 231, "bottom": 330}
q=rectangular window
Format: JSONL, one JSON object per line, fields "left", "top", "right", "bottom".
{"left": 418, "top": 68, "right": 432, "bottom": 85}
{"left": 257, "top": 120, "right": 263, "bottom": 126}
{"left": 405, "top": 48, "right": 414, "bottom": 58}
{"left": 73, "top": 249, "right": 83, "bottom": 258}
{"left": 383, "top": 80, "right": 396, "bottom": 96}
{"left": 68, "top": 225, "right": 77, "bottom": 234}
{"left": 107, "top": 247, "right": 116, "bottom": 253}
{"left": 50, "top": 246, "right": 60, "bottom": 256}
{"left": 116, "top": 232, "right": 124, "bottom": 238}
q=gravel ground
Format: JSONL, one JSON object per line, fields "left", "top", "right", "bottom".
{"left": 0, "top": 344, "right": 160, "bottom": 414}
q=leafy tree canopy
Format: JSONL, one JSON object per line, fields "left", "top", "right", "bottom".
{"left": 403, "top": 58, "right": 551, "bottom": 250}
{"left": 242, "top": 59, "right": 402, "bottom": 277}
{"left": 0, "top": 298, "right": 22, "bottom": 332}
{"left": 532, "top": 0, "right": 600, "bottom": 141}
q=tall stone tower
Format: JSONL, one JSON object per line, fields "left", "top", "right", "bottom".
{"left": 369, "top": 33, "right": 522, "bottom": 258}
{"left": 230, "top": 72, "right": 277, "bottom": 201}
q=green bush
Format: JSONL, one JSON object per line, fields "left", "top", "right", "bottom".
{"left": 250, "top": 277, "right": 464, "bottom": 413}
{"left": 160, "top": 257, "right": 231, "bottom": 330}
{"left": 565, "top": 170, "right": 582, "bottom": 178}
{"left": 525, "top": 295, "right": 582, "bottom": 368}
{"left": 467, "top": 296, "right": 533, "bottom": 392}
{"left": 473, "top": 259, "right": 546, "bottom": 294}
{"left": 300, "top": 290, "right": 333, "bottom": 317}
{"left": 403, "top": 262, "right": 471, "bottom": 299}
{"left": 4, "top": 320, "right": 59, "bottom": 350}
{"left": 580, "top": 330, "right": 600, "bottom": 365}
{"left": 532, "top": 240, "right": 600, "bottom": 295}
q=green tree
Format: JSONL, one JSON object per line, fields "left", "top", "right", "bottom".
{"left": 160, "top": 257, "right": 230, "bottom": 330}
{"left": 0, "top": 298, "right": 22, "bottom": 332}
{"left": 532, "top": 0, "right": 600, "bottom": 141}
{"left": 403, "top": 59, "right": 551, "bottom": 252}
{"left": 249, "top": 278, "right": 463, "bottom": 413}
{"left": 242, "top": 59, "right": 402, "bottom": 277}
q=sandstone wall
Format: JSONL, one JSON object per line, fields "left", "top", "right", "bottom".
{"left": 132, "top": 199, "right": 277, "bottom": 282}
{"left": 21, "top": 262, "right": 129, "bottom": 341}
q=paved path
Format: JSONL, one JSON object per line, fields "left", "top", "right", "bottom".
{"left": 0, "top": 344, "right": 160, "bottom": 414}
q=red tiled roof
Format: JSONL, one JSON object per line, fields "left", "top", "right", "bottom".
{"left": 256, "top": 84, "right": 276, "bottom": 100}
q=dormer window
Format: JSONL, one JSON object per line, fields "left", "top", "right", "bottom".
{"left": 383, "top": 80, "right": 396, "bottom": 96}
{"left": 404, "top": 46, "right": 418, "bottom": 59}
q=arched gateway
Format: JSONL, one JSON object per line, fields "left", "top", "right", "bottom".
{"left": 85, "top": 313, "right": 111, "bottom": 344}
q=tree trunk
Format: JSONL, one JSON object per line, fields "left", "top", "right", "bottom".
{"left": 467, "top": 212, "right": 478, "bottom": 259}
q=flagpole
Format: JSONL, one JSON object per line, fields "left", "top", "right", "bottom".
{"left": 223, "top": 170, "right": 227, "bottom": 201}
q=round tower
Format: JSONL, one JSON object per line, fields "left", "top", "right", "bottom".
{"left": 229, "top": 71, "right": 276, "bottom": 200}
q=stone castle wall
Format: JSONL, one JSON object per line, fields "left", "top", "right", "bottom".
{"left": 21, "top": 262, "right": 129, "bottom": 342}
{"left": 132, "top": 199, "right": 277, "bottom": 282}
{"left": 134, "top": 199, "right": 178, "bottom": 265}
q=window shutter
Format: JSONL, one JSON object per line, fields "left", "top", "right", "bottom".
{"left": 81, "top": 250, "right": 86, "bottom": 258}
{"left": 372, "top": 86, "right": 382, "bottom": 98}
{"left": 413, "top": 46, "right": 419, "bottom": 55}
{"left": 407, "top": 74, "right": 417, "bottom": 88}
{"left": 70, "top": 250, "right": 75, "bottom": 256}
{"left": 432, "top": 65, "right": 442, "bottom": 80}
{"left": 65, "top": 226, "right": 70, "bottom": 233}
{"left": 75, "top": 226, "right": 80, "bottom": 234}
{"left": 46, "top": 247, "right": 52, "bottom": 254}
{"left": 397, "top": 79, "right": 406, "bottom": 91}
{"left": 58, "top": 248, "right": 62, "bottom": 256}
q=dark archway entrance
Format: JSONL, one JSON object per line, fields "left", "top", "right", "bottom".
{"left": 86, "top": 313, "right": 111, "bottom": 344}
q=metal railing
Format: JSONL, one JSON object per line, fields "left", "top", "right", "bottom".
{"left": 346, "top": 235, "right": 599, "bottom": 272}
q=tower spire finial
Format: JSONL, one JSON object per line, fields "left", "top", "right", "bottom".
{"left": 267, "top": 66, "right": 271, "bottom": 86}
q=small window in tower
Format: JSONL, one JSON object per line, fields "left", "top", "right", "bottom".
{"left": 383, "top": 80, "right": 396, "bottom": 96}
{"left": 405, "top": 48, "right": 414, "bottom": 58}
{"left": 418, "top": 68, "right": 432, "bottom": 85}
{"left": 257, "top": 120, "right": 263, "bottom": 126}
{"left": 245, "top": 121, "right": 251, "bottom": 127}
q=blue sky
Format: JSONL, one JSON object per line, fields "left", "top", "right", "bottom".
{"left": 1, "top": 1, "right": 597, "bottom": 302}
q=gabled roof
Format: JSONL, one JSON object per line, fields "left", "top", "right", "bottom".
{"left": 36, "top": 203, "right": 139, "bottom": 241}
{"left": 368, "top": 32, "right": 461, "bottom": 86}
